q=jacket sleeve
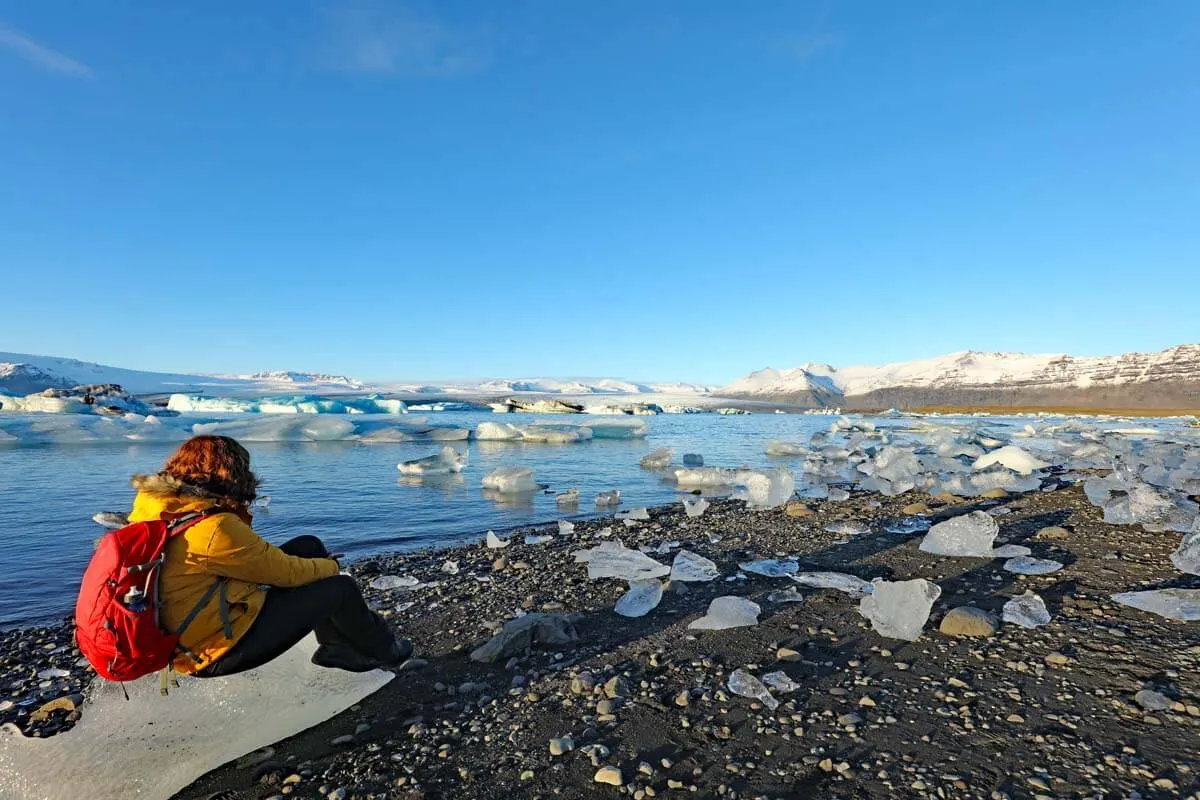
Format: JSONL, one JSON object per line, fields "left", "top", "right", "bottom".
{"left": 200, "top": 515, "right": 340, "bottom": 587}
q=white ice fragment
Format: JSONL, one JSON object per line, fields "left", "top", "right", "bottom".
{"left": 555, "top": 489, "right": 580, "bottom": 506}
{"left": 595, "top": 490, "right": 621, "bottom": 507}
{"left": 766, "top": 441, "right": 807, "bottom": 457}
{"left": 726, "top": 669, "right": 778, "bottom": 710}
{"left": 1003, "top": 556, "right": 1063, "bottom": 575}
{"left": 0, "top": 636, "right": 390, "bottom": 800}
{"left": 992, "top": 544, "right": 1032, "bottom": 558}
{"left": 481, "top": 466, "right": 540, "bottom": 493}
{"left": 738, "top": 559, "right": 799, "bottom": 578}
{"left": 1111, "top": 588, "right": 1200, "bottom": 621}
{"left": 884, "top": 517, "right": 929, "bottom": 535}
{"left": 767, "top": 587, "right": 805, "bottom": 603}
{"left": 1002, "top": 591, "right": 1052, "bottom": 628}
{"left": 576, "top": 541, "right": 670, "bottom": 582}
{"left": 639, "top": 448, "right": 673, "bottom": 470}
{"left": 670, "top": 550, "right": 720, "bottom": 583}
{"left": 688, "top": 596, "right": 761, "bottom": 630}
{"left": 91, "top": 512, "right": 128, "bottom": 530}
{"left": 760, "top": 671, "right": 803, "bottom": 693}
{"left": 650, "top": 540, "right": 680, "bottom": 555}
{"left": 919, "top": 512, "right": 998, "bottom": 557}
{"left": 36, "top": 668, "right": 70, "bottom": 680}
{"left": 973, "top": 445, "right": 1050, "bottom": 475}
{"left": 398, "top": 446, "right": 466, "bottom": 475}
{"left": 369, "top": 575, "right": 419, "bottom": 590}
{"left": 827, "top": 487, "right": 850, "bottom": 502}
{"left": 1171, "top": 531, "right": 1200, "bottom": 576}
{"left": 558, "top": 520, "right": 575, "bottom": 536}
{"left": 824, "top": 520, "right": 870, "bottom": 537}
{"left": 616, "top": 507, "right": 650, "bottom": 521}
{"left": 735, "top": 468, "right": 795, "bottom": 510}
{"left": 584, "top": 418, "right": 650, "bottom": 439}
{"left": 614, "top": 580, "right": 664, "bottom": 617}
{"left": 859, "top": 578, "right": 941, "bottom": 641}
{"left": 682, "top": 496, "right": 710, "bottom": 518}
{"left": 486, "top": 531, "right": 510, "bottom": 549}
{"left": 524, "top": 534, "right": 553, "bottom": 545}
{"left": 792, "top": 572, "right": 873, "bottom": 597}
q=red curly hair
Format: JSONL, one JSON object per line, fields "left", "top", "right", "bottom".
{"left": 163, "top": 435, "right": 260, "bottom": 505}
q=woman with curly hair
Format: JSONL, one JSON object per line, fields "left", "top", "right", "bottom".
{"left": 128, "top": 435, "right": 411, "bottom": 676}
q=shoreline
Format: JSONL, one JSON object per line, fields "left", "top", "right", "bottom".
{"left": 6, "top": 482, "right": 1198, "bottom": 799}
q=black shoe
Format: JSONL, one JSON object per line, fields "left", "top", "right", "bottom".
{"left": 385, "top": 638, "right": 414, "bottom": 665}
{"left": 310, "top": 644, "right": 385, "bottom": 673}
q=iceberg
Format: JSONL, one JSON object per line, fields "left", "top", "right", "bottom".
{"left": 595, "top": 490, "right": 621, "bottom": 507}
{"left": 167, "top": 394, "right": 257, "bottom": 413}
{"left": 584, "top": 419, "right": 650, "bottom": 439}
{"left": 973, "top": 445, "right": 1050, "bottom": 475}
{"left": 0, "top": 636, "right": 391, "bottom": 800}
{"left": 614, "top": 580, "right": 664, "bottom": 617}
{"left": 639, "top": 448, "right": 674, "bottom": 470}
{"left": 193, "top": 416, "right": 356, "bottom": 442}
{"left": 670, "top": 550, "right": 720, "bottom": 582}
{"left": 397, "top": 446, "right": 466, "bottom": 475}
{"left": 481, "top": 466, "right": 540, "bottom": 493}
{"left": 474, "top": 421, "right": 526, "bottom": 441}
{"left": 859, "top": 578, "right": 941, "bottom": 641}
{"left": 766, "top": 441, "right": 807, "bottom": 457}
{"left": 919, "top": 512, "right": 998, "bottom": 557}
{"left": 555, "top": 488, "right": 580, "bottom": 507}
{"left": 520, "top": 425, "right": 593, "bottom": 444}
{"left": 688, "top": 596, "right": 761, "bottom": 630}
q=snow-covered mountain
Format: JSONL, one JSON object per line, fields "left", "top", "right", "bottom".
{"left": 723, "top": 345, "right": 1200, "bottom": 410}
{"left": 0, "top": 352, "right": 713, "bottom": 400}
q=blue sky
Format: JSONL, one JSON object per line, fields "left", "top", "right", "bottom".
{"left": 1, "top": 1, "right": 1197, "bottom": 384}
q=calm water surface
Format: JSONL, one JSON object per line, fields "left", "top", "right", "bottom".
{"left": 0, "top": 410, "right": 1007, "bottom": 628}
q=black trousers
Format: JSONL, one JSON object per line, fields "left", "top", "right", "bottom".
{"left": 195, "top": 535, "right": 396, "bottom": 677}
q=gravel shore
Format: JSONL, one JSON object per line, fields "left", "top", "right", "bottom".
{"left": 5, "top": 481, "right": 1199, "bottom": 799}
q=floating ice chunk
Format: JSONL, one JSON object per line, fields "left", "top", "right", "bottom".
{"left": 726, "top": 669, "right": 778, "bottom": 710}
{"left": 884, "top": 517, "right": 929, "bottom": 535}
{"left": 194, "top": 416, "right": 356, "bottom": 442}
{"left": 639, "top": 448, "right": 674, "bottom": 470}
{"left": 0, "top": 636, "right": 390, "bottom": 800}
{"left": 992, "top": 544, "right": 1032, "bottom": 558}
{"left": 973, "top": 445, "right": 1050, "bottom": 475}
{"left": 688, "top": 596, "right": 761, "bottom": 630}
{"left": 521, "top": 424, "right": 592, "bottom": 444}
{"left": 683, "top": 496, "right": 710, "bottom": 518}
{"left": 614, "top": 580, "right": 664, "bottom": 617}
{"left": 575, "top": 541, "right": 670, "bottom": 582}
{"left": 859, "top": 578, "right": 941, "bottom": 641}
{"left": 920, "top": 512, "right": 998, "bottom": 557}
{"left": 486, "top": 531, "right": 510, "bottom": 549}
{"left": 739, "top": 559, "right": 799, "bottom": 578}
{"left": 767, "top": 587, "right": 805, "bottom": 603}
{"left": 92, "top": 512, "right": 128, "bottom": 530}
{"left": 1003, "top": 556, "right": 1063, "bottom": 575}
{"left": 585, "top": 419, "right": 649, "bottom": 439}
{"left": 167, "top": 394, "right": 257, "bottom": 413}
{"left": 482, "top": 466, "right": 540, "bottom": 493}
{"left": 1111, "top": 588, "right": 1200, "bottom": 621}
{"left": 474, "top": 422, "right": 526, "bottom": 441}
{"left": 682, "top": 454, "right": 704, "bottom": 467}
{"left": 595, "top": 490, "right": 621, "bottom": 507}
{"left": 616, "top": 508, "right": 650, "bottom": 521}
{"left": 670, "top": 550, "right": 720, "bottom": 583}
{"left": 441, "top": 560, "right": 460, "bottom": 575}
{"left": 766, "top": 441, "right": 807, "bottom": 457}
{"left": 524, "top": 534, "right": 553, "bottom": 545}
{"left": 369, "top": 575, "right": 419, "bottom": 590}
{"left": 1002, "top": 590, "right": 1052, "bottom": 628}
{"left": 736, "top": 468, "right": 795, "bottom": 510}
{"left": 556, "top": 488, "right": 580, "bottom": 506}
{"left": 558, "top": 520, "right": 575, "bottom": 536}
{"left": 1171, "top": 532, "right": 1200, "bottom": 576}
{"left": 672, "top": 466, "right": 739, "bottom": 487}
{"left": 397, "top": 446, "right": 466, "bottom": 475}
{"left": 825, "top": 520, "right": 870, "bottom": 537}
{"left": 792, "top": 572, "right": 873, "bottom": 597}
{"left": 760, "top": 671, "right": 803, "bottom": 693}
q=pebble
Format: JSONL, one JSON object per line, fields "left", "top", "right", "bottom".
{"left": 594, "top": 766, "right": 624, "bottom": 786}
{"left": 1044, "top": 652, "right": 1070, "bottom": 667}
{"left": 549, "top": 736, "right": 574, "bottom": 756}
{"left": 1035, "top": 526, "right": 1070, "bottom": 541}
{"left": 776, "top": 648, "right": 802, "bottom": 662}
{"left": 939, "top": 607, "right": 999, "bottom": 638}
{"left": 1134, "top": 690, "right": 1171, "bottom": 712}
{"left": 784, "top": 501, "right": 812, "bottom": 518}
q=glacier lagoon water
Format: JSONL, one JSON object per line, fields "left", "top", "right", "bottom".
{"left": 0, "top": 409, "right": 1039, "bottom": 628}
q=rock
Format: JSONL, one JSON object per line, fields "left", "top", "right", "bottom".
{"left": 604, "top": 676, "right": 630, "bottom": 699}
{"left": 596, "top": 699, "right": 616, "bottom": 715}
{"left": 1044, "top": 652, "right": 1070, "bottom": 667}
{"left": 981, "top": 488, "right": 1009, "bottom": 499}
{"left": 1135, "top": 689, "right": 1171, "bottom": 711}
{"left": 674, "top": 691, "right": 690, "bottom": 707}
{"left": 28, "top": 697, "right": 77, "bottom": 724}
{"left": 939, "top": 607, "right": 999, "bottom": 637}
{"left": 594, "top": 766, "right": 624, "bottom": 786}
{"left": 549, "top": 736, "right": 574, "bottom": 756}
{"left": 470, "top": 613, "right": 582, "bottom": 663}
{"left": 784, "top": 501, "right": 812, "bottom": 518}
{"left": 902, "top": 502, "right": 930, "bottom": 515}
{"left": 1035, "top": 526, "right": 1070, "bottom": 541}
{"left": 328, "top": 789, "right": 348, "bottom": 800}
{"left": 331, "top": 735, "right": 354, "bottom": 746}
{"left": 776, "top": 647, "right": 802, "bottom": 662}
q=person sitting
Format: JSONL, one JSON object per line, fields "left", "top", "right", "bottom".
{"left": 128, "top": 434, "right": 411, "bottom": 676}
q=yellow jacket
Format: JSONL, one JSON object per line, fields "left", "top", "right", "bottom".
{"left": 129, "top": 474, "right": 339, "bottom": 674}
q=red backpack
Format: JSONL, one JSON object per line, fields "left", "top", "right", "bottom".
{"left": 75, "top": 511, "right": 224, "bottom": 683}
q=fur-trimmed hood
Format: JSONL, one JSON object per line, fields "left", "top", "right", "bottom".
{"left": 131, "top": 472, "right": 230, "bottom": 500}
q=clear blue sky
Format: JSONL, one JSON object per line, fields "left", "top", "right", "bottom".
{"left": 1, "top": 2, "right": 1197, "bottom": 384}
